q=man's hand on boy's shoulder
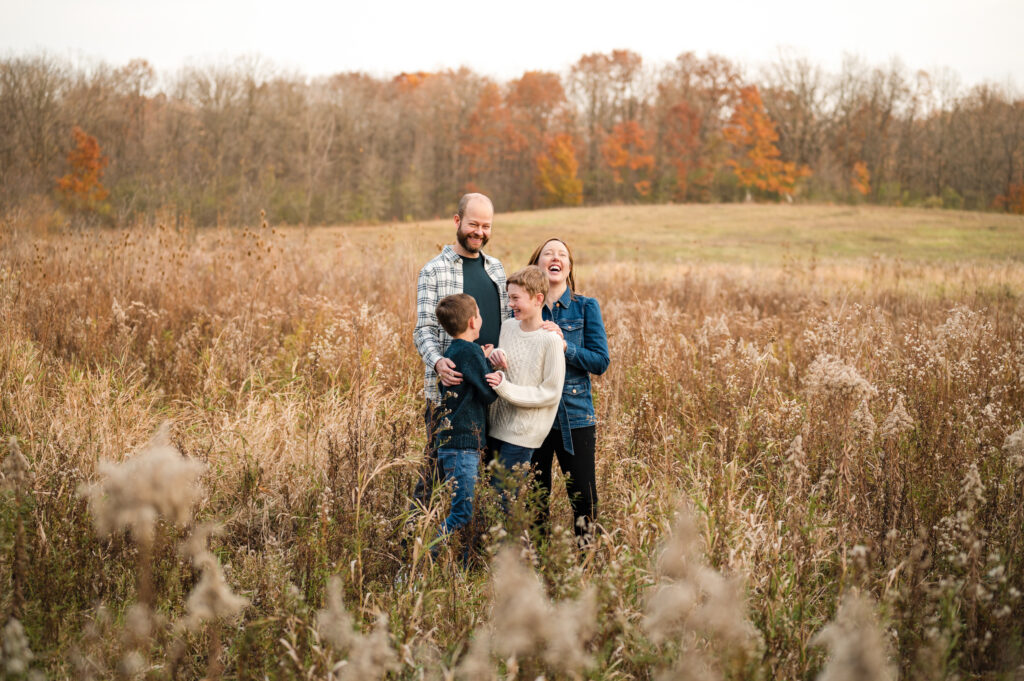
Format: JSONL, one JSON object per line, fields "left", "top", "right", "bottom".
{"left": 436, "top": 357, "right": 463, "bottom": 386}
{"left": 486, "top": 371, "right": 503, "bottom": 387}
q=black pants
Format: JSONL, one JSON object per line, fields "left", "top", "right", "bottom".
{"left": 531, "top": 426, "right": 597, "bottom": 545}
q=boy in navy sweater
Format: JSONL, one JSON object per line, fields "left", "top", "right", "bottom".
{"left": 433, "top": 293, "right": 502, "bottom": 540}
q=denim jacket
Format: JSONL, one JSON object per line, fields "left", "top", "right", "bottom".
{"left": 542, "top": 287, "right": 610, "bottom": 454}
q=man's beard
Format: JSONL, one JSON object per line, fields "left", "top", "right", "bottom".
{"left": 457, "top": 228, "right": 488, "bottom": 253}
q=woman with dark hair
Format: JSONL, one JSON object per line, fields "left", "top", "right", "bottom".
{"left": 527, "top": 238, "right": 610, "bottom": 547}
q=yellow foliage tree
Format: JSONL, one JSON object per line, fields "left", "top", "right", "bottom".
{"left": 535, "top": 133, "right": 583, "bottom": 207}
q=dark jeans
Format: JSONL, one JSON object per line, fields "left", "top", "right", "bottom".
{"left": 531, "top": 426, "right": 597, "bottom": 546}
{"left": 491, "top": 439, "right": 534, "bottom": 511}
{"left": 496, "top": 440, "right": 534, "bottom": 470}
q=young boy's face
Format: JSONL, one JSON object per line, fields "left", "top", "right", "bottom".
{"left": 465, "top": 305, "right": 483, "bottom": 341}
{"left": 507, "top": 283, "right": 544, "bottom": 321}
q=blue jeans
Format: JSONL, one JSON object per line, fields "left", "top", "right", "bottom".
{"left": 491, "top": 440, "right": 534, "bottom": 510}
{"left": 437, "top": 449, "right": 480, "bottom": 535}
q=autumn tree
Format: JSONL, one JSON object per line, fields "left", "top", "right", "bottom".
{"left": 459, "top": 82, "right": 521, "bottom": 197}
{"left": 662, "top": 101, "right": 701, "bottom": 199}
{"left": 56, "top": 126, "right": 110, "bottom": 214}
{"left": 600, "top": 121, "right": 655, "bottom": 199}
{"left": 760, "top": 54, "right": 828, "bottom": 168}
{"left": 536, "top": 133, "right": 582, "bottom": 206}
{"left": 506, "top": 71, "right": 570, "bottom": 207}
{"left": 723, "top": 85, "right": 809, "bottom": 199}
{"left": 3, "top": 51, "right": 1023, "bottom": 223}
{"left": 655, "top": 52, "right": 742, "bottom": 201}
{"left": 568, "top": 50, "right": 647, "bottom": 202}
{"left": 850, "top": 161, "right": 871, "bottom": 196}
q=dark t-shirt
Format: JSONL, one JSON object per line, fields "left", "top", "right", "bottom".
{"left": 460, "top": 254, "right": 501, "bottom": 347}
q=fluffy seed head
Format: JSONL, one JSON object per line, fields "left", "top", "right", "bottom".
{"left": 851, "top": 399, "right": 876, "bottom": 441}
{"left": 1003, "top": 426, "right": 1024, "bottom": 470}
{"left": 2, "top": 437, "right": 31, "bottom": 493}
{"left": 804, "top": 354, "right": 876, "bottom": 403}
{"left": 2, "top": 618, "right": 34, "bottom": 676}
{"left": 644, "top": 505, "right": 757, "bottom": 652}
{"left": 316, "top": 576, "right": 398, "bottom": 680}
{"left": 179, "top": 523, "right": 248, "bottom": 631}
{"left": 316, "top": 576, "right": 356, "bottom": 651}
{"left": 812, "top": 592, "right": 896, "bottom": 681}
{"left": 458, "top": 548, "right": 596, "bottom": 678}
{"left": 181, "top": 556, "right": 248, "bottom": 630}
{"left": 78, "top": 428, "right": 205, "bottom": 544}
{"left": 880, "top": 395, "right": 914, "bottom": 439}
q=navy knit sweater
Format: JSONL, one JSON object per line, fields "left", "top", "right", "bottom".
{"left": 434, "top": 339, "right": 499, "bottom": 451}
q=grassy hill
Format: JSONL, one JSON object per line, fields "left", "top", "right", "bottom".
{"left": 318, "top": 203, "right": 1024, "bottom": 267}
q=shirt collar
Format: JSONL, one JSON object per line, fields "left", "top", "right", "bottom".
{"left": 444, "top": 244, "right": 493, "bottom": 266}
{"left": 554, "top": 286, "right": 573, "bottom": 308}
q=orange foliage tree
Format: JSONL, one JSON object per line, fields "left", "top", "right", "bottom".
{"left": 535, "top": 133, "right": 583, "bottom": 207}
{"left": 601, "top": 121, "right": 655, "bottom": 198}
{"left": 56, "top": 126, "right": 110, "bottom": 213}
{"left": 851, "top": 161, "right": 871, "bottom": 196}
{"left": 506, "top": 71, "right": 570, "bottom": 207}
{"left": 662, "top": 101, "right": 702, "bottom": 199}
{"left": 459, "top": 82, "right": 523, "bottom": 195}
{"left": 723, "top": 86, "right": 809, "bottom": 198}
{"left": 994, "top": 183, "right": 1024, "bottom": 214}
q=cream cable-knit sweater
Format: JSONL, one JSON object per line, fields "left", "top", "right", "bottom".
{"left": 489, "top": 318, "right": 566, "bottom": 448}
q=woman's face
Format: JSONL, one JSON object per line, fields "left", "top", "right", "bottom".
{"left": 536, "top": 239, "right": 571, "bottom": 287}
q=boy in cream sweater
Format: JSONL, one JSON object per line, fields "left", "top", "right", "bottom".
{"left": 485, "top": 265, "right": 566, "bottom": 481}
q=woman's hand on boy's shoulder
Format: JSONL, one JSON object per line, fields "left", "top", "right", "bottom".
{"left": 540, "top": 320, "right": 563, "bottom": 339}
{"left": 540, "top": 323, "right": 567, "bottom": 352}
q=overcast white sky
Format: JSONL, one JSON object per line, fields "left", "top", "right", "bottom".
{"left": 2, "top": 0, "right": 1021, "bottom": 88}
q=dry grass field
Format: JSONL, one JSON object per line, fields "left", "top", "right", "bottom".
{"left": 1, "top": 203, "right": 1024, "bottom": 680}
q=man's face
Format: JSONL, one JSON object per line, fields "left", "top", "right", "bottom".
{"left": 455, "top": 199, "right": 493, "bottom": 254}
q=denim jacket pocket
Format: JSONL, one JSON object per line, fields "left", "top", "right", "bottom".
{"left": 561, "top": 377, "right": 596, "bottom": 427}
{"left": 558, "top": 317, "right": 584, "bottom": 346}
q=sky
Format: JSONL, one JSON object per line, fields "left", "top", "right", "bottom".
{"left": 2, "top": 0, "right": 1022, "bottom": 88}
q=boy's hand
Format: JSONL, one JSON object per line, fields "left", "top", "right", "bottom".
{"left": 435, "top": 357, "right": 463, "bottom": 386}
{"left": 488, "top": 348, "right": 508, "bottom": 370}
{"left": 482, "top": 343, "right": 495, "bottom": 358}
{"left": 486, "top": 371, "right": 503, "bottom": 387}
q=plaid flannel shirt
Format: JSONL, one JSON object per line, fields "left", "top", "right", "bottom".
{"left": 414, "top": 245, "right": 509, "bottom": 403}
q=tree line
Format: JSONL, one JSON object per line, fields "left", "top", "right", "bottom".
{"left": 1, "top": 49, "right": 1022, "bottom": 226}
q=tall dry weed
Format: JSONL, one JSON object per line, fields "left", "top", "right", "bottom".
{"left": 2, "top": 217, "right": 1023, "bottom": 679}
